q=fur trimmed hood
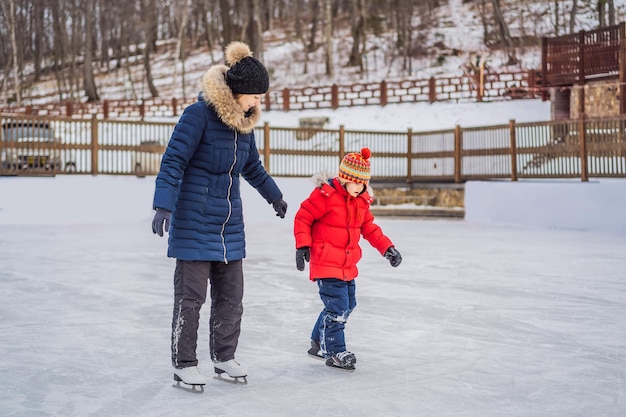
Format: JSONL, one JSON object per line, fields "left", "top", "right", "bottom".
{"left": 310, "top": 171, "right": 374, "bottom": 197}
{"left": 199, "top": 65, "right": 261, "bottom": 134}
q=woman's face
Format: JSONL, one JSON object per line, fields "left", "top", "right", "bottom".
{"left": 344, "top": 181, "right": 365, "bottom": 197}
{"left": 236, "top": 94, "right": 262, "bottom": 112}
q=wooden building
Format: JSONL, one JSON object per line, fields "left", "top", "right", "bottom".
{"left": 542, "top": 22, "right": 626, "bottom": 120}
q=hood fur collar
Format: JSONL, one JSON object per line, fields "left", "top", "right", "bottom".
{"left": 199, "top": 65, "right": 261, "bottom": 134}
{"left": 310, "top": 171, "right": 374, "bottom": 197}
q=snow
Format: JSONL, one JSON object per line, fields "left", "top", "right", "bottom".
{"left": 1, "top": 93, "right": 625, "bottom": 417}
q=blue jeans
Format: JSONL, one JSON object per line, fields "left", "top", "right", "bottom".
{"left": 311, "top": 278, "right": 357, "bottom": 357}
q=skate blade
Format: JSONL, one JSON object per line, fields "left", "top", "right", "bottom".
{"left": 307, "top": 352, "right": 325, "bottom": 361}
{"left": 172, "top": 380, "right": 205, "bottom": 393}
{"left": 325, "top": 363, "right": 355, "bottom": 372}
{"left": 214, "top": 373, "right": 248, "bottom": 385}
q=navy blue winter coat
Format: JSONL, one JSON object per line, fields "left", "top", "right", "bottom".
{"left": 153, "top": 64, "right": 282, "bottom": 262}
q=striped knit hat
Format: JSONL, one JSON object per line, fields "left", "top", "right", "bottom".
{"left": 338, "top": 148, "right": 371, "bottom": 185}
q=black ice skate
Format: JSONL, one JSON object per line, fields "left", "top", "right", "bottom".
{"left": 307, "top": 340, "right": 324, "bottom": 360}
{"left": 326, "top": 351, "right": 356, "bottom": 372}
{"left": 172, "top": 366, "right": 206, "bottom": 393}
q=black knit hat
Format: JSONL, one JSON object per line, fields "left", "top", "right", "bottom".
{"left": 225, "top": 42, "right": 269, "bottom": 95}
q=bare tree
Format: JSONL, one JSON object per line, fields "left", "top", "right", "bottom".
{"left": 220, "top": 0, "right": 234, "bottom": 45}
{"left": 569, "top": 0, "right": 578, "bottom": 33}
{"left": 246, "top": 0, "right": 264, "bottom": 59}
{"left": 5, "top": 0, "right": 21, "bottom": 105}
{"left": 347, "top": 0, "right": 369, "bottom": 71}
{"left": 140, "top": 0, "right": 159, "bottom": 98}
{"left": 84, "top": 0, "right": 100, "bottom": 101}
{"left": 323, "top": 0, "right": 333, "bottom": 76}
{"left": 491, "top": 0, "right": 517, "bottom": 65}
{"left": 173, "top": 0, "right": 192, "bottom": 98}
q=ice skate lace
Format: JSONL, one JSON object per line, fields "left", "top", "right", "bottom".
{"left": 185, "top": 366, "right": 202, "bottom": 377}
{"left": 335, "top": 351, "right": 354, "bottom": 362}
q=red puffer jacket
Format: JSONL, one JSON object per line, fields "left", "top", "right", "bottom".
{"left": 294, "top": 177, "right": 393, "bottom": 281}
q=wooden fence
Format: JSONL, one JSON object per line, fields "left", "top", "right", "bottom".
{"left": 2, "top": 113, "right": 625, "bottom": 182}
{"left": 0, "top": 70, "right": 539, "bottom": 119}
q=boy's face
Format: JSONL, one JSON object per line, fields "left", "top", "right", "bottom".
{"left": 344, "top": 181, "right": 365, "bottom": 197}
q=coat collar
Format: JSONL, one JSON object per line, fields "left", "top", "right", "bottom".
{"left": 199, "top": 65, "right": 261, "bottom": 134}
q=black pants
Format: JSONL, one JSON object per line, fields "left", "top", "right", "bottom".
{"left": 171, "top": 259, "right": 244, "bottom": 368}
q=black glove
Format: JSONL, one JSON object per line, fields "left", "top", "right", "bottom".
{"left": 296, "top": 247, "right": 310, "bottom": 271}
{"left": 152, "top": 209, "right": 171, "bottom": 237}
{"left": 384, "top": 246, "right": 402, "bottom": 267}
{"left": 272, "top": 197, "right": 288, "bottom": 218}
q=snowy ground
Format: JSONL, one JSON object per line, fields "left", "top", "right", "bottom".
{"left": 1, "top": 175, "right": 625, "bottom": 417}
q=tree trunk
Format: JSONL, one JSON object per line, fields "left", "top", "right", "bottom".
{"left": 174, "top": 0, "right": 192, "bottom": 97}
{"left": 51, "top": 0, "right": 69, "bottom": 101}
{"left": 598, "top": 0, "right": 606, "bottom": 27}
{"left": 491, "top": 0, "right": 517, "bottom": 65}
{"left": 141, "top": 0, "right": 159, "bottom": 98}
{"left": 347, "top": 0, "right": 367, "bottom": 70}
{"left": 324, "top": 0, "right": 333, "bottom": 76}
{"left": 220, "top": 0, "right": 234, "bottom": 46}
{"left": 308, "top": 0, "right": 319, "bottom": 53}
{"left": 569, "top": 0, "right": 578, "bottom": 34}
{"left": 246, "top": 0, "right": 264, "bottom": 59}
{"left": 33, "top": 1, "right": 44, "bottom": 81}
{"left": 83, "top": 0, "right": 100, "bottom": 102}
{"left": 7, "top": 0, "right": 21, "bottom": 105}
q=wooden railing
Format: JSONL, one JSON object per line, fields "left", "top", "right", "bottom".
{"left": 0, "top": 70, "right": 540, "bottom": 119}
{"left": 2, "top": 113, "right": 624, "bottom": 182}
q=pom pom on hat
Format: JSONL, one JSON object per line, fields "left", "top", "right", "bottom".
{"left": 338, "top": 147, "right": 371, "bottom": 185}
{"left": 225, "top": 41, "right": 269, "bottom": 95}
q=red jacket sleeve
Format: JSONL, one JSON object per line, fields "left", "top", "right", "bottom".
{"left": 294, "top": 187, "right": 328, "bottom": 249}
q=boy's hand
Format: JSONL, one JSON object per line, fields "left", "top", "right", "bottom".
{"left": 296, "top": 247, "right": 310, "bottom": 271}
{"left": 384, "top": 246, "right": 402, "bottom": 267}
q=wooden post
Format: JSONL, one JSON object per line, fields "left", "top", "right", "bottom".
{"left": 407, "top": 129, "right": 413, "bottom": 183}
{"left": 65, "top": 101, "right": 73, "bottom": 117}
{"left": 454, "top": 124, "right": 462, "bottom": 183}
{"left": 282, "top": 88, "right": 290, "bottom": 112}
{"left": 428, "top": 77, "right": 436, "bottom": 103}
{"left": 90, "top": 114, "right": 99, "bottom": 176}
{"left": 338, "top": 125, "right": 345, "bottom": 162}
{"left": 103, "top": 100, "right": 109, "bottom": 119}
{"left": 263, "top": 122, "right": 271, "bottom": 174}
{"left": 509, "top": 119, "right": 517, "bottom": 181}
{"left": 579, "top": 117, "right": 588, "bottom": 182}
{"left": 139, "top": 100, "right": 145, "bottom": 121}
{"left": 264, "top": 92, "right": 271, "bottom": 112}
{"left": 528, "top": 70, "right": 536, "bottom": 99}
{"left": 578, "top": 30, "right": 586, "bottom": 119}
{"left": 380, "top": 80, "right": 388, "bottom": 106}
{"left": 541, "top": 37, "right": 549, "bottom": 101}
{"left": 171, "top": 97, "right": 178, "bottom": 116}
{"left": 331, "top": 84, "right": 339, "bottom": 110}
{"left": 618, "top": 22, "right": 626, "bottom": 114}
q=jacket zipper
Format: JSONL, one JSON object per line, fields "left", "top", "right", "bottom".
{"left": 220, "top": 131, "right": 237, "bottom": 263}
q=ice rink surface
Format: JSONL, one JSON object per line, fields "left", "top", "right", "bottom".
{"left": 0, "top": 176, "right": 625, "bottom": 417}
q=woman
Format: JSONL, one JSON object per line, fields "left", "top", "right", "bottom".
{"left": 152, "top": 41, "right": 288, "bottom": 390}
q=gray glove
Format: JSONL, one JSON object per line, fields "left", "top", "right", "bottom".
{"left": 384, "top": 246, "right": 402, "bottom": 267}
{"left": 152, "top": 209, "right": 171, "bottom": 237}
{"left": 296, "top": 247, "right": 310, "bottom": 271}
{"left": 272, "top": 197, "right": 288, "bottom": 218}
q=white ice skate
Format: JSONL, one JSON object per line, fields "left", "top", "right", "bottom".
{"left": 213, "top": 359, "right": 248, "bottom": 385}
{"left": 173, "top": 366, "right": 206, "bottom": 393}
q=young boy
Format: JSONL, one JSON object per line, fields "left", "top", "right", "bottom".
{"left": 293, "top": 147, "right": 402, "bottom": 371}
